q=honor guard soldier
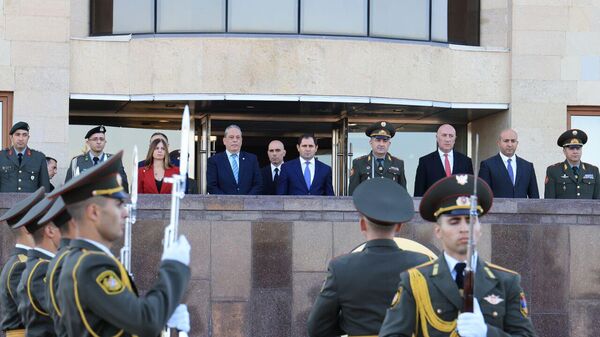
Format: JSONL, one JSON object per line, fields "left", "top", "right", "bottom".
{"left": 64, "top": 126, "right": 129, "bottom": 192}
{"left": 14, "top": 196, "right": 63, "bottom": 337}
{"left": 379, "top": 175, "right": 536, "bottom": 337}
{"left": 49, "top": 151, "right": 191, "bottom": 336}
{"left": 544, "top": 129, "right": 599, "bottom": 199}
{"left": 0, "top": 188, "right": 43, "bottom": 337}
{"left": 348, "top": 121, "right": 407, "bottom": 195}
{"left": 0, "top": 122, "right": 51, "bottom": 193}
{"left": 307, "top": 179, "right": 431, "bottom": 337}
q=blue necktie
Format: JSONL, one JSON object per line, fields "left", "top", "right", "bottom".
{"left": 231, "top": 154, "right": 239, "bottom": 184}
{"left": 507, "top": 158, "right": 515, "bottom": 186}
{"left": 304, "top": 161, "right": 311, "bottom": 190}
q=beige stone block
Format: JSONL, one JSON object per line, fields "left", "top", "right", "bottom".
{"left": 481, "top": 0, "right": 508, "bottom": 10}
{"left": 513, "top": 6, "right": 569, "bottom": 31}
{"left": 70, "top": 0, "right": 89, "bottom": 38}
{"left": 511, "top": 79, "right": 576, "bottom": 103}
{"left": 332, "top": 221, "right": 364, "bottom": 257}
{"left": 5, "top": 16, "right": 68, "bottom": 42}
{"left": 211, "top": 221, "right": 251, "bottom": 300}
{"left": 5, "top": 0, "right": 68, "bottom": 17}
{"left": 512, "top": 55, "right": 562, "bottom": 80}
{"left": 561, "top": 56, "right": 580, "bottom": 80}
{"left": 569, "top": 226, "right": 600, "bottom": 299}
{"left": 0, "top": 40, "right": 10, "bottom": 66}
{"left": 514, "top": 0, "right": 571, "bottom": 5}
{"left": 293, "top": 221, "right": 332, "bottom": 272}
{"left": 10, "top": 41, "right": 69, "bottom": 68}
{"left": 450, "top": 51, "right": 510, "bottom": 102}
{"left": 13, "top": 89, "right": 68, "bottom": 119}
{"left": 70, "top": 40, "right": 130, "bottom": 94}
{"left": 0, "top": 65, "right": 14, "bottom": 89}
{"left": 513, "top": 30, "right": 566, "bottom": 56}
{"left": 576, "top": 82, "right": 600, "bottom": 104}
{"left": 480, "top": 33, "right": 509, "bottom": 49}
{"left": 565, "top": 32, "right": 600, "bottom": 56}
{"left": 481, "top": 8, "right": 509, "bottom": 34}
{"left": 0, "top": 14, "right": 5, "bottom": 38}
{"left": 14, "top": 67, "right": 69, "bottom": 92}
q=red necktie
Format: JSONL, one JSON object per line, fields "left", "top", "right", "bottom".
{"left": 444, "top": 153, "right": 451, "bottom": 177}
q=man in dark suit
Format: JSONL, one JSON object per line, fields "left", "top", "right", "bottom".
{"left": 307, "top": 179, "right": 431, "bottom": 337}
{"left": 261, "top": 140, "right": 286, "bottom": 195}
{"left": 479, "top": 128, "right": 539, "bottom": 198}
{"left": 414, "top": 124, "right": 473, "bottom": 197}
{"left": 207, "top": 125, "right": 263, "bottom": 195}
{"left": 277, "top": 134, "right": 334, "bottom": 196}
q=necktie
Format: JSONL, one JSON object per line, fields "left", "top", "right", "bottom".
{"left": 17, "top": 153, "right": 23, "bottom": 166}
{"left": 454, "top": 262, "right": 466, "bottom": 289}
{"left": 93, "top": 156, "right": 100, "bottom": 166}
{"left": 507, "top": 158, "right": 515, "bottom": 185}
{"left": 572, "top": 166, "right": 579, "bottom": 179}
{"left": 376, "top": 158, "right": 384, "bottom": 175}
{"left": 444, "top": 153, "right": 451, "bottom": 177}
{"left": 273, "top": 167, "right": 279, "bottom": 182}
{"left": 304, "top": 161, "right": 311, "bottom": 190}
{"left": 231, "top": 154, "right": 239, "bottom": 183}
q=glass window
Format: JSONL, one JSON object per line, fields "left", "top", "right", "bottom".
{"left": 448, "top": 0, "right": 479, "bottom": 45}
{"left": 228, "top": 0, "right": 298, "bottom": 33}
{"left": 157, "top": 0, "right": 226, "bottom": 33}
{"left": 571, "top": 115, "right": 600, "bottom": 166}
{"left": 113, "top": 0, "right": 154, "bottom": 34}
{"left": 90, "top": 0, "right": 113, "bottom": 36}
{"left": 431, "top": 0, "right": 448, "bottom": 42}
{"left": 301, "top": 0, "right": 367, "bottom": 36}
{"left": 370, "top": 0, "right": 429, "bottom": 40}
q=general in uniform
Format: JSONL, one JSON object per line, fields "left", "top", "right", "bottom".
{"left": 0, "top": 122, "right": 51, "bottom": 193}
{"left": 49, "top": 151, "right": 191, "bottom": 336}
{"left": 0, "top": 188, "right": 45, "bottom": 337}
{"left": 544, "top": 129, "right": 599, "bottom": 199}
{"left": 64, "top": 126, "right": 129, "bottom": 192}
{"left": 379, "top": 175, "right": 536, "bottom": 337}
{"left": 307, "top": 179, "right": 431, "bottom": 337}
{"left": 348, "top": 121, "right": 407, "bottom": 195}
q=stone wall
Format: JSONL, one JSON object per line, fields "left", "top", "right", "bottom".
{"left": 1, "top": 194, "right": 599, "bottom": 337}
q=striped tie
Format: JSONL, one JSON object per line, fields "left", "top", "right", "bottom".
{"left": 231, "top": 154, "right": 239, "bottom": 183}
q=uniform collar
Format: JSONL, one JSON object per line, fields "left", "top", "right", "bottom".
{"left": 364, "top": 238, "right": 399, "bottom": 249}
{"left": 443, "top": 251, "right": 478, "bottom": 273}
{"left": 33, "top": 247, "right": 55, "bottom": 258}
{"left": 15, "top": 243, "right": 32, "bottom": 250}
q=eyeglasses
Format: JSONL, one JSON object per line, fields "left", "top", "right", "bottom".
{"left": 89, "top": 137, "right": 106, "bottom": 142}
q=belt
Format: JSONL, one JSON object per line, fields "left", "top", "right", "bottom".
{"left": 6, "top": 329, "right": 26, "bottom": 337}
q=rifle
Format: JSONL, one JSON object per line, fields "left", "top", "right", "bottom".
{"left": 120, "top": 146, "right": 138, "bottom": 273}
{"left": 162, "top": 105, "right": 190, "bottom": 337}
{"left": 463, "top": 134, "right": 479, "bottom": 313}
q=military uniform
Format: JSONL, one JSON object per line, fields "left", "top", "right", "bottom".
{"left": 44, "top": 239, "right": 70, "bottom": 337}
{"left": 64, "top": 152, "right": 129, "bottom": 192}
{"left": 348, "top": 152, "right": 407, "bottom": 195}
{"left": 544, "top": 161, "right": 599, "bottom": 199}
{"left": 0, "top": 246, "right": 29, "bottom": 335}
{"left": 0, "top": 147, "right": 51, "bottom": 193}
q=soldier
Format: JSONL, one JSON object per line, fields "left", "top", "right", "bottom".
{"left": 13, "top": 196, "right": 62, "bottom": 337}
{"left": 64, "top": 125, "right": 129, "bottom": 192}
{"left": 0, "top": 188, "right": 43, "bottom": 337}
{"left": 348, "top": 121, "right": 407, "bottom": 195}
{"left": 49, "top": 151, "right": 191, "bottom": 336}
{"left": 0, "top": 122, "right": 51, "bottom": 192}
{"left": 544, "top": 129, "right": 599, "bottom": 199}
{"left": 379, "top": 175, "right": 536, "bottom": 337}
{"left": 307, "top": 178, "right": 431, "bottom": 337}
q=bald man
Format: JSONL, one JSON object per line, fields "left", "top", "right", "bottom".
{"left": 479, "top": 129, "right": 539, "bottom": 198}
{"left": 414, "top": 124, "right": 473, "bottom": 196}
{"left": 261, "top": 140, "right": 286, "bottom": 195}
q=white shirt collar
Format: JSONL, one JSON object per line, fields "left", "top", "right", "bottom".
{"left": 444, "top": 251, "right": 478, "bottom": 276}
{"left": 15, "top": 243, "right": 32, "bottom": 250}
{"left": 499, "top": 152, "right": 515, "bottom": 163}
{"left": 89, "top": 152, "right": 105, "bottom": 161}
{"left": 271, "top": 162, "right": 282, "bottom": 170}
{"left": 81, "top": 238, "right": 114, "bottom": 257}
{"left": 438, "top": 148, "right": 453, "bottom": 158}
{"left": 300, "top": 157, "right": 315, "bottom": 165}
{"left": 225, "top": 150, "right": 239, "bottom": 157}
{"left": 34, "top": 247, "right": 56, "bottom": 258}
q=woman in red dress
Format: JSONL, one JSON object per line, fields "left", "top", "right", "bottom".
{"left": 138, "top": 138, "right": 179, "bottom": 194}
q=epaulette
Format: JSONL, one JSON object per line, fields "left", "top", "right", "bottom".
{"left": 356, "top": 155, "right": 368, "bottom": 160}
{"left": 18, "top": 254, "right": 28, "bottom": 263}
{"left": 413, "top": 259, "right": 436, "bottom": 270}
{"left": 485, "top": 262, "right": 519, "bottom": 275}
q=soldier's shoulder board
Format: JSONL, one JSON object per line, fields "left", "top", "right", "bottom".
{"left": 485, "top": 262, "right": 519, "bottom": 275}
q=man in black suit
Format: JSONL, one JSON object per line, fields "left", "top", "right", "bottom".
{"left": 414, "top": 124, "right": 473, "bottom": 196}
{"left": 479, "top": 128, "right": 539, "bottom": 198}
{"left": 261, "top": 140, "right": 286, "bottom": 195}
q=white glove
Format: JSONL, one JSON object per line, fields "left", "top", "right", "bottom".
{"left": 167, "top": 304, "right": 191, "bottom": 333}
{"left": 457, "top": 298, "right": 488, "bottom": 337}
{"left": 161, "top": 235, "right": 191, "bottom": 266}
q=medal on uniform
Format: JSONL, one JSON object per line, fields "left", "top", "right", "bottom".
{"left": 31, "top": 175, "right": 35, "bottom": 180}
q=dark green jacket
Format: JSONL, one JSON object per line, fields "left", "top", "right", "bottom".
{"left": 45, "top": 239, "right": 71, "bottom": 337}
{"left": 379, "top": 254, "right": 536, "bottom": 337}
{"left": 307, "top": 239, "right": 431, "bottom": 337}
{"left": 0, "top": 246, "right": 28, "bottom": 331}
{"left": 65, "top": 152, "right": 129, "bottom": 192}
{"left": 0, "top": 147, "right": 50, "bottom": 193}
{"left": 348, "top": 152, "right": 407, "bottom": 195}
{"left": 544, "top": 160, "right": 600, "bottom": 199}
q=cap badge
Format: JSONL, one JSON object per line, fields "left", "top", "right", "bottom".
{"left": 483, "top": 294, "right": 504, "bottom": 305}
{"left": 456, "top": 196, "right": 470, "bottom": 206}
{"left": 572, "top": 130, "right": 577, "bottom": 136}
{"left": 456, "top": 175, "right": 468, "bottom": 185}
{"left": 100, "top": 126, "right": 106, "bottom": 133}
{"left": 381, "top": 122, "right": 386, "bottom": 127}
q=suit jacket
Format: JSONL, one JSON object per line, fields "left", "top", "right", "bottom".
{"left": 544, "top": 160, "right": 600, "bottom": 199}
{"left": 414, "top": 150, "right": 473, "bottom": 197}
{"left": 0, "top": 246, "right": 28, "bottom": 331}
{"left": 207, "top": 151, "right": 262, "bottom": 195}
{"left": 137, "top": 165, "right": 179, "bottom": 194}
{"left": 307, "top": 239, "right": 431, "bottom": 337}
{"left": 260, "top": 165, "right": 280, "bottom": 195}
{"left": 0, "top": 147, "right": 51, "bottom": 193}
{"left": 276, "top": 158, "right": 334, "bottom": 196}
{"left": 65, "top": 152, "right": 129, "bottom": 192}
{"left": 379, "top": 254, "right": 536, "bottom": 337}
{"left": 479, "top": 154, "right": 539, "bottom": 198}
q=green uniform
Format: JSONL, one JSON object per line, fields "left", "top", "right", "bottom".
{"left": 44, "top": 239, "right": 71, "bottom": 337}
{"left": 307, "top": 239, "right": 431, "bottom": 337}
{"left": 57, "top": 239, "right": 189, "bottom": 337}
{"left": 0, "top": 147, "right": 50, "bottom": 193}
{"left": 379, "top": 254, "right": 536, "bottom": 337}
{"left": 544, "top": 161, "right": 600, "bottom": 199}
{"left": 0, "top": 246, "right": 28, "bottom": 334}
{"left": 348, "top": 152, "right": 407, "bottom": 195}
{"left": 64, "top": 152, "right": 129, "bottom": 192}
{"left": 16, "top": 249, "right": 55, "bottom": 337}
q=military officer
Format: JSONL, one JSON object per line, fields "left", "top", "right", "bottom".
{"left": 379, "top": 175, "right": 536, "bottom": 337}
{"left": 0, "top": 122, "right": 51, "bottom": 193}
{"left": 64, "top": 125, "right": 129, "bottom": 192}
{"left": 544, "top": 129, "right": 599, "bottom": 199}
{"left": 14, "top": 196, "right": 62, "bottom": 337}
{"left": 348, "top": 121, "right": 407, "bottom": 195}
{"left": 0, "top": 188, "right": 43, "bottom": 337}
{"left": 307, "top": 179, "right": 431, "bottom": 337}
{"left": 49, "top": 151, "right": 191, "bottom": 336}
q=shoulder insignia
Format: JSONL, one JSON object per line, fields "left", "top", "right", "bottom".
{"left": 390, "top": 286, "right": 403, "bottom": 308}
{"left": 413, "top": 260, "right": 436, "bottom": 272}
{"left": 96, "top": 270, "right": 124, "bottom": 295}
{"left": 485, "top": 262, "right": 519, "bottom": 275}
{"left": 582, "top": 163, "right": 586, "bottom": 170}
{"left": 18, "top": 254, "right": 28, "bottom": 262}
{"left": 544, "top": 176, "right": 549, "bottom": 185}
{"left": 519, "top": 292, "right": 529, "bottom": 317}
{"left": 483, "top": 266, "right": 496, "bottom": 279}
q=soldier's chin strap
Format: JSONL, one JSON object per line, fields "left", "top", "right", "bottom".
{"left": 409, "top": 269, "right": 459, "bottom": 337}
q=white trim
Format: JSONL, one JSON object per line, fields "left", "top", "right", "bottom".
{"left": 71, "top": 34, "right": 132, "bottom": 42}
{"left": 153, "top": 94, "right": 225, "bottom": 101}
{"left": 225, "top": 94, "right": 299, "bottom": 101}
{"left": 451, "top": 102, "right": 509, "bottom": 110}
{"left": 70, "top": 94, "right": 130, "bottom": 101}
{"left": 299, "top": 95, "right": 370, "bottom": 103}
{"left": 449, "top": 44, "right": 509, "bottom": 53}
{"left": 370, "top": 97, "right": 432, "bottom": 107}
{"left": 129, "top": 95, "right": 154, "bottom": 101}
{"left": 432, "top": 101, "right": 452, "bottom": 108}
